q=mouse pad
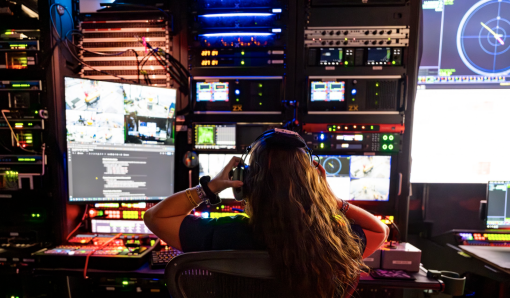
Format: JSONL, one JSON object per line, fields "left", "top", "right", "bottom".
{"left": 369, "top": 269, "right": 416, "bottom": 280}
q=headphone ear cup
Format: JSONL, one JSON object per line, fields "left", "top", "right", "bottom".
{"left": 232, "top": 163, "right": 245, "bottom": 202}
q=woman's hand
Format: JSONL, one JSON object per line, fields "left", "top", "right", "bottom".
{"left": 208, "top": 156, "right": 244, "bottom": 194}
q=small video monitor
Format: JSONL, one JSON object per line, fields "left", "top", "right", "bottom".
{"left": 196, "top": 82, "right": 229, "bottom": 102}
{"left": 199, "top": 154, "right": 240, "bottom": 199}
{"left": 319, "top": 48, "right": 343, "bottom": 65}
{"left": 310, "top": 81, "right": 345, "bottom": 102}
{"left": 318, "top": 155, "right": 391, "bottom": 201}
{"left": 367, "top": 48, "right": 391, "bottom": 65}
{"left": 486, "top": 181, "right": 510, "bottom": 229}
{"left": 195, "top": 124, "right": 236, "bottom": 150}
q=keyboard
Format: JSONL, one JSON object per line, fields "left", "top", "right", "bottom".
{"left": 150, "top": 246, "right": 182, "bottom": 269}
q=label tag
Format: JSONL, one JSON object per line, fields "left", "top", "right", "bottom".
{"left": 373, "top": 66, "right": 383, "bottom": 70}
{"left": 393, "top": 260, "right": 412, "bottom": 265}
{"left": 364, "top": 258, "right": 374, "bottom": 262}
{"left": 325, "top": 66, "right": 335, "bottom": 70}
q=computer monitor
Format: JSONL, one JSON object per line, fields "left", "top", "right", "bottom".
{"left": 194, "top": 124, "right": 236, "bottom": 150}
{"left": 318, "top": 155, "right": 391, "bottom": 201}
{"left": 198, "top": 154, "right": 240, "bottom": 199}
{"left": 419, "top": 0, "right": 510, "bottom": 84}
{"left": 196, "top": 82, "right": 229, "bottom": 101}
{"left": 486, "top": 181, "right": 510, "bottom": 229}
{"left": 64, "top": 77, "right": 177, "bottom": 203}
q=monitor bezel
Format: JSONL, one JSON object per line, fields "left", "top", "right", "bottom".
{"left": 486, "top": 181, "right": 510, "bottom": 230}
{"left": 64, "top": 76, "right": 178, "bottom": 205}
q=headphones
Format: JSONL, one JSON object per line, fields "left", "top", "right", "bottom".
{"left": 230, "top": 128, "right": 315, "bottom": 201}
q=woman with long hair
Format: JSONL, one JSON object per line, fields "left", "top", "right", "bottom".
{"left": 144, "top": 129, "right": 389, "bottom": 298}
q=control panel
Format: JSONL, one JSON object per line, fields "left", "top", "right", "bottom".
{"left": 193, "top": 76, "right": 283, "bottom": 113}
{"left": 456, "top": 232, "right": 510, "bottom": 247}
{"left": 307, "top": 76, "right": 404, "bottom": 112}
{"left": 0, "top": 40, "right": 39, "bottom": 69}
{"left": 305, "top": 26, "right": 409, "bottom": 47}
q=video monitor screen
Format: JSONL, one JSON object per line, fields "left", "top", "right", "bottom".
{"left": 310, "top": 81, "right": 345, "bottom": 101}
{"left": 319, "top": 48, "right": 343, "bottom": 65}
{"left": 486, "top": 181, "right": 510, "bottom": 229}
{"left": 319, "top": 155, "right": 391, "bottom": 201}
{"left": 367, "top": 48, "right": 391, "bottom": 65}
{"left": 65, "top": 77, "right": 177, "bottom": 203}
{"left": 411, "top": 88, "right": 510, "bottom": 183}
{"left": 419, "top": 0, "right": 510, "bottom": 85}
{"left": 195, "top": 124, "right": 236, "bottom": 150}
{"left": 196, "top": 82, "right": 229, "bottom": 101}
{"left": 199, "top": 154, "right": 240, "bottom": 199}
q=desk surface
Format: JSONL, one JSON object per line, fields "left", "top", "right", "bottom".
{"left": 36, "top": 264, "right": 442, "bottom": 291}
{"left": 459, "top": 245, "right": 510, "bottom": 275}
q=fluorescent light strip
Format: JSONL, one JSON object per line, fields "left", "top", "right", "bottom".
{"left": 200, "top": 32, "right": 273, "bottom": 37}
{"left": 201, "top": 13, "right": 273, "bottom": 17}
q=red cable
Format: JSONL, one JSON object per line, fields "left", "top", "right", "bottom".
{"left": 83, "top": 233, "right": 123, "bottom": 279}
{"left": 66, "top": 205, "right": 89, "bottom": 241}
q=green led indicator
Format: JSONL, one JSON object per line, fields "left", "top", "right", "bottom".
{"left": 328, "top": 127, "right": 332, "bottom": 131}
{"left": 320, "top": 143, "right": 324, "bottom": 149}
{"left": 345, "top": 38, "right": 348, "bottom": 41}
{"left": 376, "top": 93, "right": 378, "bottom": 96}
{"left": 221, "top": 205, "right": 225, "bottom": 209}
{"left": 259, "top": 102, "right": 262, "bottom": 105}
{"left": 258, "top": 92, "right": 263, "bottom": 96}
{"left": 389, "top": 135, "right": 394, "bottom": 141}
{"left": 376, "top": 82, "right": 379, "bottom": 87}
{"left": 392, "top": 61, "right": 395, "bottom": 65}
{"left": 383, "top": 135, "right": 388, "bottom": 141}
{"left": 35, "top": 111, "right": 38, "bottom": 114}
{"left": 241, "top": 60, "right": 245, "bottom": 65}
{"left": 32, "top": 214, "right": 35, "bottom": 217}
{"left": 258, "top": 83, "right": 263, "bottom": 88}
{"left": 236, "top": 98, "right": 239, "bottom": 102}
{"left": 241, "top": 51, "right": 245, "bottom": 55}
{"left": 382, "top": 144, "right": 388, "bottom": 150}
{"left": 388, "top": 144, "right": 394, "bottom": 150}
{"left": 352, "top": 98, "right": 355, "bottom": 101}
{"left": 370, "top": 126, "right": 374, "bottom": 130}
{"left": 122, "top": 281, "right": 129, "bottom": 285}
{"left": 345, "top": 61, "right": 349, "bottom": 65}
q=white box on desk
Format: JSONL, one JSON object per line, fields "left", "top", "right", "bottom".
{"left": 380, "top": 242, "right": 421, "bottom": 272}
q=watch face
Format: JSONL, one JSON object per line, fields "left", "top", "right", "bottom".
{"left": 323, "top": 156, "right": 342, "bottom": 176}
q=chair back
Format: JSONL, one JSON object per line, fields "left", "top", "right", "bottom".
{"left": 165, "top": 250, "right": 359, "bottom": 298}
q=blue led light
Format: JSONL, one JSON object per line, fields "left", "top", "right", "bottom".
{"left": 235, "top": 89, "right": 240, "bottom": 95}
{"left": 200, "top": 33, "right": 274, "bottom": 37}
{"left": 351, "top": 89, "right": 357, "bottom": 95}
{"left": 201, "top": 13, "right": 273, "bottom": 17}
{"left": 272, "top": 8, "right": 282, "bottom": 13}
{"left": 320, "top": 134, "right": 325, "bottom": 140}
{"left": 272, "top": 28, "right": 282, "bottom": 33}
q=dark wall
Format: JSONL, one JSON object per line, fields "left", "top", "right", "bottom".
{"left": 409, "top": 183, "right": 486, "bottom": 237}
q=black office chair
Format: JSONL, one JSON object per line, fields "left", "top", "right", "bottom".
{"left": 164, "top": 250, "right": 359, "bottom": 298}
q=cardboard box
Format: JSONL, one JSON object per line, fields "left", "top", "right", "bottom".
{"left": 380, "top": 242, "right": 421, "bottom": 272}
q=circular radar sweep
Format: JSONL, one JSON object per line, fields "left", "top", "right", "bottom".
{"left": 323, "top": 157, "right": 342, "bottom": 176}
{"left": 457, "top": 0, "right": 510, "bottom": 76}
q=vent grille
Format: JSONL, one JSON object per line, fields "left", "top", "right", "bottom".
{"left": 366, "top": 80, "right": 398, "bottom": 110}
{"left": 79, "top": 16, "right": 171, "bottom": 87}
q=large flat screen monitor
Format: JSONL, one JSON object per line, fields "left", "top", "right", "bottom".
{"left": 65, "top": 77, "right": 177, "bottom": 203}
{"left": 319, "top": 155, "right": 391, "bottom": 201}
{"left": 411, "top": 88, "right": 510, "bottom": 183}
{"left": 486, "top": 181, "right": 510, "bottom": 229}
{"left": 419, "top": 0, "right": 510, "bottom": 85}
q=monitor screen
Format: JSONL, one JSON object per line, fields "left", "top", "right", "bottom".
{"left": 487, "top": 181, "right": 510, "bottom": 229}
{"left": 196, "top": 82, "right": 229, "bottom": 101}
{"left": 419, "top": 0, "right": 510, "bottom": 85}
{"left": 411, "top": 88, "right": 510, "bottom": 183}
{"left": 319, "top": 155, "right": 391, "bottom": 201}
{"left": 65, "top": 77, "right": 177, "bottom": 203}
{"left": 195, "top": 124, "right": 236, "bottom": 150}
{"left": 367, "top": 48, "right": 391, "bottom": 65}
{"left": 310, "top": 81, "right": 345, "bottom": 101}
{"left": 198, "top": 154, "right": 240, "bottom": 199}
{"left": 319, "top": 48, "right": 343, "bottom": 65}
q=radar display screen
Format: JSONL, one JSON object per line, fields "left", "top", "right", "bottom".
{"left": 319, "top": 155, "right": 391, "bottom": 201}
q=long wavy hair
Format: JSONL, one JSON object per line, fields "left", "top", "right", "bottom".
{"left": 243, "top": 140, "right": 367, "bottom": 298}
